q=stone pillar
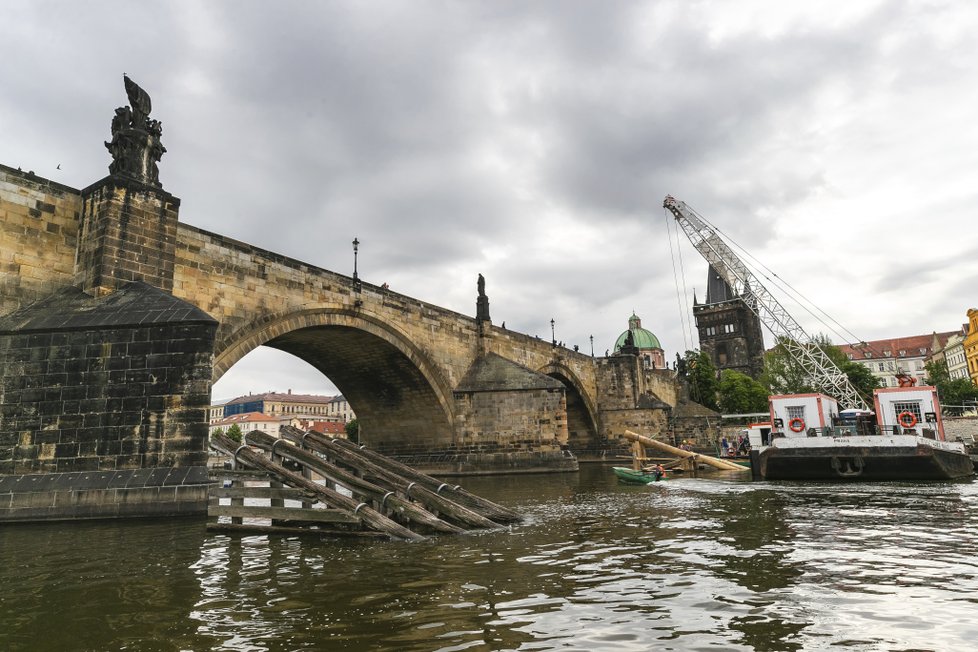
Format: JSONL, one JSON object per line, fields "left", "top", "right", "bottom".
{"left": 76, "top": 178, "right": 179, "bottom": 296}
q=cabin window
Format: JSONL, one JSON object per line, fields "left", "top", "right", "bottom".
{"left": 893, "top": 401, "right": 922, "bottom": 424}
{"left": 786, "top": 406, "right": 805, "bottom": 422}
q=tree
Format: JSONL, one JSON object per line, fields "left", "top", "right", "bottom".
{"left": 226, "top": 423, "right": 243, "bottom": 443}
{"left": 760, "top": 334, "right": 879, "bottom": 402}
{"left": 717, "top": 369, "right": 769, "bottom": 414}
{"left": 925, "top": 360, "right": 978, "bottom": 415}
{"left": 345, "top": 418, "right": 360, "bottom": 444}
{"left": 681, "top": 350, "right": 719, "bottom": 411}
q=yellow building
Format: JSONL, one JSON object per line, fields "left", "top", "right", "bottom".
{"left": 965, "top": 309, "right": 978, "bottom": 385}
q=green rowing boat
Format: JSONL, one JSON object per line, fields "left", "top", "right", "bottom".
{"left": 613, "top": 466, "right": 666, "bottom": 484}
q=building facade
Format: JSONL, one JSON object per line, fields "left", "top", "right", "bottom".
{"left": 840, "top": 332, "right": 957, "bottom": 388}
{"left": 965, "top": 309, "right": 978, "bottom": 385}
{"left": 930, "top": 328, "right": 970, "bottom": 382}
{"left": 222, "top": 390, "right": 347, "bottom": 420}
{"left": 326, "top": 395, "right": 355, "bottom": 422}
{"left": 208, "top": 412, "right": 293, "bottom": 437}
{"left": 693, "top": 265, "right": 766, "bottom": 378}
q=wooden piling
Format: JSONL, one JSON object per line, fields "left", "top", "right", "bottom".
{"left": 244, "top": 430, "right": 464, "bottom": 535}
{"left": 210, "top": 432, "right": 425, "bottom": 541}
{"left": 278, "top": 427, "right": 501, "bottom": 530}
{"left": 324, "top": 432, "right": 521, "bottom": 523}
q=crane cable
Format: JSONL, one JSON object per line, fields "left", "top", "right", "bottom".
{"left": 664, "top": 207, "right": 693, "bottom": 352}
{"left": 685, "top": 201, "right": 866, "bottom": 350}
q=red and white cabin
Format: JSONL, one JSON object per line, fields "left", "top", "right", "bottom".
{"left": 873, "top": 386, "right": 945, "bottom": 440}
{"left": 769, "top": 393, "right": 839, "bottom": 438}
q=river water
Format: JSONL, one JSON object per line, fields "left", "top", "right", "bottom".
{"left": 3, "top": 465, "right": 978, "bottom": 652}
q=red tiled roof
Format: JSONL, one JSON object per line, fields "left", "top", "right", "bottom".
{"left": 302, "top": 420, "right": 347, "bottom": 435}
{"left": 838, "top": 332, "right": 957, "bottom": 360}
{"left": 213, "top": 411, "right": 288, "bottom": 425}
{"left": 226, "top": 391, "right": 337, "bottom": 405}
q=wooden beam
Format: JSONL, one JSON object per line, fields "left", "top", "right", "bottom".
{"left": 244, "top": 430, "right": 464, "bottom": 535}
{"left": 622, "top": 430, "right": 747, "bottom": 472}
{"left": 210, "top": 432, "right": 424, "bottom": 541}
{"left": 208, "top": 503, "right": 360, "bottom": 524}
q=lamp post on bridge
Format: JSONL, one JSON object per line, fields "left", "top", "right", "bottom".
{"left": 551, "top": 318, "right": 556, "bottom": 347}
{"left": 352, "top": 237, "right": 361, "bottom": 293}
{"left": 590, "top": 334, "right": 594, "bottom": 357}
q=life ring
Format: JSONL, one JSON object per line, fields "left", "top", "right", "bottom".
{"left": 897, "top": 411, "right": 918, "bottom": 428}
{"left": 789, "top": 418, "right": 805, "bottom": 433}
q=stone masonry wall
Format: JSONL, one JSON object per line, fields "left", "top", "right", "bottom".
{"left": 0, "top": 164, "right": 82, "bottom": 317}
{"left": 454, "top": 388, "right": 568, "bottom": 449}
{"left": 77, "top": 177, "right": 180, "bottom": 295}
{"left": 0, "top": 319, "right": 215, "bottom": 475}
{"left": 943, "top": 415, "right": 978, "bottom": 443}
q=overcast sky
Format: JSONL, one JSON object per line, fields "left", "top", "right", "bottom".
{"left": 4, "top": 1, "right": 977, "bottom": 401}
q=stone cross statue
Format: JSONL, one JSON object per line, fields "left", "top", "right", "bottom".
{"left": 104, "top": 75, "right": 167, "bottom": 187}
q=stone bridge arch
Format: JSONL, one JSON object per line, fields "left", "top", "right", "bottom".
{"left": 214, "top": 306, "right": 457, "bottom": 448}
{"left": 538, "top": 361, "right": 600, "bottom": 453}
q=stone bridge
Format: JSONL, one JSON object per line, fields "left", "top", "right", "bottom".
{"left": 0, "top": 81, "right": 712, "bottom": 522}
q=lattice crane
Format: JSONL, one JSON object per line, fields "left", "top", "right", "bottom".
{"left": 663, "top": 195, "right": 870, "bottom": 410}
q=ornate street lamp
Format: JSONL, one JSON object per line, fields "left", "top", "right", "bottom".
{"left": 551, "top": 318, "right": 556, "bottom": 347}
{"left": 352, "top": 237, "right": 361, "bottom": 293}
{"left": 590, "top": 334, "right": 594, "bottom": 357}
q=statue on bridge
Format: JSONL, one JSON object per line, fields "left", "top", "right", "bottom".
{"left": 104, "top": 75, "right": 167, "bottom": 188}
{"left": 476, "top": 273, "right": 491, "bottom": 326}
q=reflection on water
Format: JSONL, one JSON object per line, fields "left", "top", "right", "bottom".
{"left": 2, "top": 467, "right": 978, "bottom": 651}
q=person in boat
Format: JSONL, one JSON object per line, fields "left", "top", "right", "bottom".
{"left": 652, "top": 464, "right": 665, "bottom": 481}
{"left": 737, "top": 435, "right": 750, "bottom": 455}
{"left": 720, "top": 436, "right": 729, "bottom": 455}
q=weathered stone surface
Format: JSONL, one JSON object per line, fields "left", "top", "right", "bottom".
{"left": 0, "top": 468, "right": 209, "bottom": 522}
{"left": 0, "top": 282, "right": 217, "bottom": 478}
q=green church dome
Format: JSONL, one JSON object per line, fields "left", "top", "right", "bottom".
{"left": 614, "top": 313, "right": 661, "bottom": 351}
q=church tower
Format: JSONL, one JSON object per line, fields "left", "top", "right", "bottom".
{"left": 692, "top": 265, "right": 765, "bottom": 378}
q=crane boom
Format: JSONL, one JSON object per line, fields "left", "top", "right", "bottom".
{"left": 663, "top": 195, "right": 869, "bottom": 410}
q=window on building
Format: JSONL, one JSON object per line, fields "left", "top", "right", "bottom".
{"left": 883, "top": 350, "right": 891, "bottom": 357}
{"left": 878, "top": 362, "right": 885, "bottom": 371}
{"left": 787, "top": 406, "right": 805, "bottom": 422}
{"left": 717, "top": 343, "right": 728, "bottom": 366}
{"left": 899, "top": 350, "right": 906, "bottom": 357}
